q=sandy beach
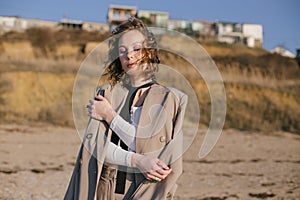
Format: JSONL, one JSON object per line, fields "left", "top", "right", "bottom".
{"left": 0, "top": 124, "right": 299, "bottom": 200}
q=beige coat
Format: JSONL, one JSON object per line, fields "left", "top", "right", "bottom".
{"left": 64, "top": 83, "right": 188, "bottom": 200}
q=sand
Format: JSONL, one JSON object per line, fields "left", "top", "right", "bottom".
{"left": 0, "top": 124, "right": 299, "bottom": 200}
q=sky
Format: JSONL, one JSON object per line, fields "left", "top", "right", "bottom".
{"left": 1, "top": 0, "right": 299, "bottom": 55}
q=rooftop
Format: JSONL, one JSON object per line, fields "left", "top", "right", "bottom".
{"left": 138, "top": 9, "right": 169, "bottom": 15}
{"left": 109, "top": 4, "right": 137, "bottom": 10}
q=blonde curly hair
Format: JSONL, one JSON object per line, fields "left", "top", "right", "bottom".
{"left": 104, "top": 17, "right": 160, "bottom": 86}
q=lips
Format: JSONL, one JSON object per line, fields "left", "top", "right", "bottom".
{"left": 127, "top": 62, "right": 136, "bottom": 68}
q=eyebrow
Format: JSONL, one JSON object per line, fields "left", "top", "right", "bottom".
{"left": 118, "top": 41, "right": 144, "bottom": 47}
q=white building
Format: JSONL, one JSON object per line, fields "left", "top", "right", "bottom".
{"left": 167, "top": 19, "right": 215, "bottom": 38}
{"left": 242, "top": 23, "right": 263, "bottom": 48}
{"left": 0, "top": 16, "right": 57, "bottom": 34}
{"left": 271, "top": 46, "right": 295, "bottom": 58}
{"left": 167, "top": 19, "right": 192, "bottom": 30}
{"left": 82, "top": 21, "right": 109, "bottom": 32}
{"left": 137, "top": 10, "right": 169, "bottom": 28}
{"left": 215, "top": 21, "right": 243, "bottom": 44}
{"left": 107, "top": 5, "right": 137, "bottom": 30}
{"left": 0, "top": 16, "right": 28, "bottom": 34}
{"left": 214, "top": 21, "right": 263, "bottom": 48}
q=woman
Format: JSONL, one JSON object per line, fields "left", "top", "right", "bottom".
{"left": 65, "top": 17, "right": 187, "bottom": 200}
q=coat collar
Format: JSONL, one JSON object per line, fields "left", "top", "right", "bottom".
{"left": 110, "top": 84, "right": 128, "bottom": 114}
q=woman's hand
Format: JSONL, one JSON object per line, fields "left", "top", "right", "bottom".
{"left": 131, "top": 153, "right": 172, "bottom": 182}
{"left": 87, "top": 95, "right": 116, "bottom": 124}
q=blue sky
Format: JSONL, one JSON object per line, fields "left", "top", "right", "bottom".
{"left": 1, "top": 0, "right": 299, "bottom": 54}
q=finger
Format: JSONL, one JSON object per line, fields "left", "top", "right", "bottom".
{"left": 89, "top": 99, "right": 94, "bottom": 104}
{"left": 86, "top": 105, "right": 93, "bottom": 114}
{"left": 156, "top": 160, "right": 169, "bottom": 170}
{"left": 86, "top": 103, "right": 94, "bottom": 109}
{"left": 95, "top": 95, "right": 104, "bottom": 101}
{"left": 146, "top": 174, "right": 162, "bottom": 182}
{"left": 154, "top": 168, "right": 172, "bottom": 179}
{"left": 88, "top": 109, "right": 93, "bottom": 116}
{"left": 148, "top": 170, "right": 166, "bottom": 180}
{"left": 143, "top": 173, "right": 151, "bottom": 180}
{"left": 88, "top": 100, "right": 94, "bottom": 109}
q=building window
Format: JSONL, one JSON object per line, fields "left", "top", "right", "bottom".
{"left": 112, "top": 10, "right": 120, "bottom": 20}
{"left": 125, "top": 11, "right": 131, "bottom": 19}
{"left": 233, "top": 24, "right": 241, "bottom": 32}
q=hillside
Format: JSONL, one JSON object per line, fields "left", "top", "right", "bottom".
{"left": 0, "top": 28, "right": 299, "bottom": 133}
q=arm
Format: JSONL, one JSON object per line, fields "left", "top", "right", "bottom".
{"left": 88, "top": 95, "right": 136, "bottom": 149}
{"left": 104, "top": 141, "right": 133, "bottom": 167}
{"left": 105, "top": 141, "right": 171, "bottom": 181}
{"left": 110, "top": 115, "right": 136, "bottom": 150}
{"left": 89, "top": 94, "right": 172, "bottom": 181}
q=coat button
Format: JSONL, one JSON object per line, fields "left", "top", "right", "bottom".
{"left": 86, "top": 133, "right": 92, "bottom": 139}
{"left": 166, "top": 192, "right": 172, "bottom": 199}
{"left": 159, "top": 136, "right": 166, "bottom": 143}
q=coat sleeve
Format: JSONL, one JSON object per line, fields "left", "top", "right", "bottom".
{"left": 131, "top": 92, "right": 188, "bottom": 200}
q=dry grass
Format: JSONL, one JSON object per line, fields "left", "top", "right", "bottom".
{"left": 0, "top": 41, "right": 35, "bottom": 59}
{"left": 0, "top": 56, "right": 80, "bottom": 74}
{"left": 0, "top": 30, "right": 299, "bottom": 133}
{"left": 201, "top": 41, "right": 267, "bottom": 57}
{"left": 0, "top": 71, "right": 75, "bottom": 126}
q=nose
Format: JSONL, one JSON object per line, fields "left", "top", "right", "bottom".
{"left": 126, "top": 50, "right": 135, "bottom": 60}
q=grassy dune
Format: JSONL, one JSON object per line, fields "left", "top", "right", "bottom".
{"left": 0, "top": 71, "right": 74, "bottom": 126}
{"left": 0, "top": 29, "right": 299, "bottom": 133}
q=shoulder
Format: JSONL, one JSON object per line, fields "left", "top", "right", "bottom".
{"left": 167, "top": 87, "right": 188, "bottom": 101}
{"left": 96, "top": 83, "right": 111, "bottom": 91}
{"left": 94, "top": 83, "right": 112, "bottom": 97}
{"left": 151, "top": 84, "right": 188, "bottom": 104}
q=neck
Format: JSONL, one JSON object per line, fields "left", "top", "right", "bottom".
{"left": 129, "top": 75, "right": 152, "bottom": 87}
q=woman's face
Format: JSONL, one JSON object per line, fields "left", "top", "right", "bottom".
{"left": 118, "top": 30, "right": 145, "bottom": 75}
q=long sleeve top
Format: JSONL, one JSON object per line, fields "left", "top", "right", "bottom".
{"left": 104, "top": 106, "right": 142, "bottom": 167}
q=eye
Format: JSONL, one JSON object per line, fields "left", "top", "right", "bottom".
{"left": 119, "top": 46, "right": 127, "bottom": 54}
{"left": 133, "top": 47, "right": 141, "bottom": 52}
{"left": 133, "top": 44, "right": 142, "bottom": 52}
